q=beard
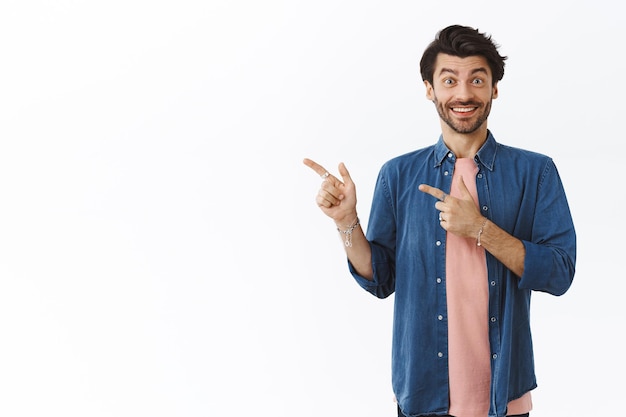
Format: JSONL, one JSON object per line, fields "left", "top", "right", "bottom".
{"left": 433, "top": 96, "right": 492, "bottom": 134}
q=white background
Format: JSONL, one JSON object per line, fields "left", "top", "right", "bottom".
{"left": 0, "top": 1, "right": 622, "bottom": 416}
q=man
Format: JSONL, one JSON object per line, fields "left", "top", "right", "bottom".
{"left": 303, "top": 25, "right": 576, "bottom": 417}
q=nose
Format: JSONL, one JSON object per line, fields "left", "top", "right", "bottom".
{"left": 454, "top": 82, "right": 474, "bottom": 102}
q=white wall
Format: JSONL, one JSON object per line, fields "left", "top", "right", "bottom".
{"left": 0, "top": 1, "right": 621, "bottom": 416}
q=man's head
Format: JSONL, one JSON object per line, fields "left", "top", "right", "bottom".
{"left": 421, "top": 25, "right": 507, "bottom": 136}
{"left": 420, "top": 25, "right": 507, "bottom": 86}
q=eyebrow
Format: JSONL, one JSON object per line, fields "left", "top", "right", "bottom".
{"left": 439, "top": 67, "right": 489, "bottom": 77}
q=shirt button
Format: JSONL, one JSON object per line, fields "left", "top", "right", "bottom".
{"left": 438, "top": 315, "right": 443, "bottom": 321}
{"left": 436, "top": 277, "right": 442, "bottom": 284}
{"left": 436, "top": 240, "right": 441, "bottom": 246}
{"left": 438, "top": 352, "right": 443, "bottom": 358}
{"left": 447, "top": 152, "right": 453, "bottom": 158}
{"left": 482, "top": 205, "right": 489, "bottom": 211}
{"left": 492, "top": 353, "right": 498, "bottom": 359}
{"left": 491, "top": 317, "right": 496, "bottom": 322}
{"left": 490, "top": 281, "right": 496, "bottom": 286}
{"left": 444, "top": 171, "right": 449, "bottom": 176}
{"left": 477, "top": 173, "right": 483, "bottom": 179}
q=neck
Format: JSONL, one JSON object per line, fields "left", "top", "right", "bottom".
{"left": 440, "top": 124, "right": 489, "bottom": 159}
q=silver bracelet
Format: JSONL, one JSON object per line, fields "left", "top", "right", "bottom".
{"left": 476, "top": 217, "right": 488, "bottom": 247}
{"left": 337, "top": 217, "right": 360, "bottom": 247}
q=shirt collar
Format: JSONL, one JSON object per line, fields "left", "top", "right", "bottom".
{"left": 433, "top": 130, "right": 497, "bottom": 172}
{"left": 475, "top": 131, "right": 497, "bottom": 172}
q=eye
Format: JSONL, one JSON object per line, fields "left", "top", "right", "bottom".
{"left": 443, "top": 78, "right": 455, "bottom": 85}
{"left": 472, "top": 78, "right": 484, "bottom": 85}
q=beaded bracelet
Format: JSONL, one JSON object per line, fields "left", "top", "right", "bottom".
{"left": 337, "top": 216, "right": 360, "bottom": 247}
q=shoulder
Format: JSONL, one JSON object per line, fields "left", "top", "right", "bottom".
{"left": 497, "top": 142, "right": 552, "bottom": 161}
{"left": 495, "top": 142, "right": 556, "bottom": 173}
{"left": 494, "top": 142, "right": 564, "bottom": 188}
{"left": 380, "top": 145, "right": 436, "bottom": 173}
{"left": 484, "top": 132, "right": 554, "bottom": 169}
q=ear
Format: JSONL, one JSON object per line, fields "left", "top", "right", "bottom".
{"left": 492, "top": 82, "right": 499, "bottom": 99}
{"left": 424, "top": 80, "right": 434, "bottom": 101}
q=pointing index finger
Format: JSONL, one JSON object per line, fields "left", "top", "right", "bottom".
{"left": 303, "top": 158, "right": 330, "bottom": 178}
{"left": 419, "top": 183, "right": 445, "bottom": 200}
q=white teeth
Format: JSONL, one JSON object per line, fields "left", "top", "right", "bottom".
{"left": 452, "top": 107, "right": 474, "bottom": 112}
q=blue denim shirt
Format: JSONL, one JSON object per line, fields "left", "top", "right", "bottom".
{"left": 349, "top": 132, "right": 576, "bottom": 417}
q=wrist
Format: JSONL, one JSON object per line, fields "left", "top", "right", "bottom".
{"left": 476, "top": 217, "right": 488, "bottom": 247}
{"left": 336, "top": 215, "right": 360, "bottom": 247}
{"left": 335, "top": 212, "right": 359, "bottom": 229}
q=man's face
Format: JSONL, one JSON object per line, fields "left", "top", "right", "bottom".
{"left": 425, "top": 53, "right": 498, "bottom": 135}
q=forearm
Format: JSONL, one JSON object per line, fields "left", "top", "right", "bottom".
{"left": 477, "top": 219, "right": 525, "bottom": 278}
{"left": 335, "top": 218, "right": 373, "bottom": 280}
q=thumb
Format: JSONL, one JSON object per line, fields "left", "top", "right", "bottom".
{"left": 338, "top": 162, "right": 354, "bottom": 186}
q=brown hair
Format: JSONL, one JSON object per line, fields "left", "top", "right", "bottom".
{"left": 420, "top": 25, "right": 507, "bottom": 85}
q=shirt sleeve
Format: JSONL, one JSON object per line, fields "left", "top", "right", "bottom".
{"left": 349, "top": 168, "right": 397, "bottom": 299}
{"left": 518, "top": 159, "right": 576, "bottom": 295}
{"left": 348, "top": 243, "right": 396, "bottom": 298}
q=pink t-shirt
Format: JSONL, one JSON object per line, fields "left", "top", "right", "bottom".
{"left": 446, "top": 158, "right": 531, "bottom": 417}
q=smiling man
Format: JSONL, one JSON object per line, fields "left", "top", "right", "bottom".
{"left": 304, "top": 25, "right": 576, "bottom": 417}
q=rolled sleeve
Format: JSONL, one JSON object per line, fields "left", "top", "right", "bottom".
{"left": 349, "top": 242, "right": 396, "bottom": 299}
{"left": 520, "top": 240, "right": 575, "bottom": 295}
{"left": 518, "top": 159, "right": 576, "bottom": 295}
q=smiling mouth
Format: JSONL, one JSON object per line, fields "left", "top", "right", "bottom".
{"left": 451, "top": 107, "right": 477, "bottom": 113}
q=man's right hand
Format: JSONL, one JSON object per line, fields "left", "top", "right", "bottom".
{"left": 302, "top": 158, "right": 358, "bottom": 227}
